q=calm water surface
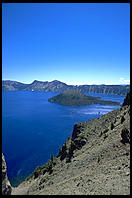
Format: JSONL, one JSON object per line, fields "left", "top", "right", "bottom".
{"left": 2, "top": 91, "right": 124, "bottom": 186}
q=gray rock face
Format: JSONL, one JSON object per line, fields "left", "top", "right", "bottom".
{"left": 121, "top": 128, "right": 130, "bottom": 144}
{"left": 2, "top": 153, "right": 12, "bottom": 195}
{"left": 72, "top": 123, "right": 84, "bottom": 140}
{"left": 122, "top": 92, "right": 130, "bottom": 106}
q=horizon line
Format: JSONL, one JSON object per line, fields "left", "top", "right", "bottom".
{"left": 2, "top": 79, "right": 130, "bottom": 86}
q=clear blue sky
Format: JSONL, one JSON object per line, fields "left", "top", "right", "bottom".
{"left": 2, "top": 3, "right": 130, "bottom": 85}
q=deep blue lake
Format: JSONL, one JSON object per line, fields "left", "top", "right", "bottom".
{"left": 2, "top": 91, "right": 125, "bottom": 186}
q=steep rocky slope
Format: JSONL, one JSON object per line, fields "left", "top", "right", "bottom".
{"left": 122, "top": 92, "right": 130, "bottom": 106}
{"left": 12, "top": 94, "right": 130, "bottom": 195}
{"left": 2, "top": 153, "right": 12, "bottom": 195}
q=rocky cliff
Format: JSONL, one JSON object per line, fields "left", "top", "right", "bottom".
{"left": 122, "top": 92, "right": 130, "bottom": 106}
{"left": 11, "top": 92, "right": 130, "bottom": 195}
{"left": 2, "top": 153, "right": 12, "bottom": 195}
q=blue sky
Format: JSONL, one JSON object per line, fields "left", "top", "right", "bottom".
{"left": 2, "top": 3, "right": 130, "bottom": 85}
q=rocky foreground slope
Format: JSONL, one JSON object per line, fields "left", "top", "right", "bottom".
{"left": 2, "top": 153, "right": 12, "bottom": 195}
{"left": 11, "top": 93, "right": 130, "bottom": 195}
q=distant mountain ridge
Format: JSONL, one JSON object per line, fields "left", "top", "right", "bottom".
{"left": 2, "top": 80, "right": 130, "bottom": 95}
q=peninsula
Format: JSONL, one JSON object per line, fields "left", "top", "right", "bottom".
{"left": 48, "top": 89, "right": 120, "bottom": 106}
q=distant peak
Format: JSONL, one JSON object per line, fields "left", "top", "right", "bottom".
{"left": 32, "top": 80, "right": 48, "bottom": 84}
{"left": 50, "top": 80, "right": 67, "bottom": 85}
{"left": 51, "top": 80, "right": 61, "bottom": 83}
{"left": 32, "top": 80, "right": 38, "bottom": 83}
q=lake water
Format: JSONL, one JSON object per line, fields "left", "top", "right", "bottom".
{"left": 2, "top": 91, "right": 125, "bottom": 186}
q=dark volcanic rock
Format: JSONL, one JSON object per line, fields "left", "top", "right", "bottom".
{"left": 58, "top": 124, "right": 87, "bottom": 163}
{"left": 122, "top": 92, "right": 130, "bottom": 106}
{"left": 2, "top": 153, "right": 12, "bottom": 195}
{"left": 121, "top": 128, "right": 130, "bottom": 144}
{"left": 72, "top": 123, "right": 84, "bottom": 140}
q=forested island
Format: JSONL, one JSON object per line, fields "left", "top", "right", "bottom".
{"left": 48, "top": 89, "right": 120, "bottom": 106}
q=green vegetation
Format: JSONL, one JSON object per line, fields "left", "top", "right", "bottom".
{"left": 128, "top": 106, "right": 130, "bottom": 115}
{"left": 103, "top": 128, "right": 109, "bottom": 133}
{"left": 99, "top": 131, "right": 103, "bottom": 137}
{"left": 26, "top": 165, "right": 44, "bottom": 180}
{"left": 67, "top": 136, "right": 71, "bottom": 141}
{"left": 114, "top": 118, "right": 116, "bottom": 124}
{"left": 121, "top": 116, "right": 125, "bottom": 124}
{"left": 78, "top": 133, "right": 85, "bottom": 139}
{"left": 104, "top": 134, "right": 108, "bottom": 139}
{"left": 50, "top": 153, "right": 56, "bottom": 167}
{"left": 122, "top": 91, "right": 130, "bottom": 106}
{"left": 58, "top": 142, "right": 67, "bottom": 161}
{"left": 70, "top": 140, "right": 76, "bottom": 151}
{"left": 121, "top": 127, "right": 130, "bottom": 144}
{"left": 26, "top": 154, "right": 57, "bottom": 180}
{"left": 111, "top": 122, "right": 114, "bottom": 130}
{"left": 99, "top": 128, "right": 109, "bottom": 137}
{"left": 48, "top": 89, "right": 120, "bottom": 106}
{"left": 97, "top": 155, "right": 101, "bottom": 163}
